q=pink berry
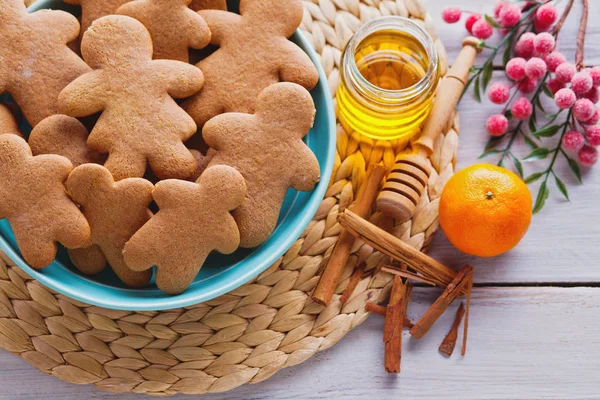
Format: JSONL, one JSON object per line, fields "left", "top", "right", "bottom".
{"left": 518, "top": 77, "right": 537, "bottom": 93}
{"left": 584, "top": 87, "right": 600, "bottom": 104}
{"left": 547, "top": 78, "right": 566, "bottom": 95}
{"left": 578, "top": 145, "right": 599, "bottom": 166}
{"left": 514, "top": 32, "right": 536, "bottom": 58}
{"left": 554, "top": 88, "right": 577, "bottom": 109}
{"left": 488, "top": 83, "right": 510, "bottom": 104}
{"left": 472, "top": 19, "right": 493, "bottom": 40}
{"left": 442, "top": 7, "right": 462, "bottom": 23}
{"left": 465, "top": 14, "right": 482, "bottom": 34}
{"left": 494, "top": 1, "right": 506, "bottom": 18}
{"left": 506, "top": 57, "right": 527, "bottom": 81}
{"left": 585, "top": 109, "right": 600, "bottom": 125}
{"left": 511, "top": 97, "right": 533, "bottom": 120}
{"left": 562, "top": 130, "right": 585, "bottom": 152}
{"left": 590, "top": 66, "right": 600, "bottom": 86}
{"left": 486, "top": 114, "right": 509, "bottom": 136}
{"left": 525, "top": 57, "right": 547, "bottom": 81}
{"left": 499, "top": 3, "right": 521, "bottom": 27}
{"left": 573, "top": 98, "right": 596, "bottom": 122}
{"left": 544, "top": 52, "right": 566, "bottom": 72}
{"left": 534, "top": 32, "right": 555, "bottom": 55}
{"left": 555, "top": 62, "right": 577, "bottom": 83}
{"left": 534, "top": 18, "right": 551, "bottom": 32}
{"left": 586, "top": 125, "right": 600, "bottom": 147}
{"left": 535, "top": 4, "right": 557, "bottom": 28}
{"left": 571, "top": 71, "right": 594, "bottom": 94}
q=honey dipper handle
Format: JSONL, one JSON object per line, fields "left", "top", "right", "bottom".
{"left": 413, "top": 36, "right": 481, "bottom": 155}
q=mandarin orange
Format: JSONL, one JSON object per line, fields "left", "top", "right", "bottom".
{"left": 439, "top": 163, "right": 532, "bottom": 257}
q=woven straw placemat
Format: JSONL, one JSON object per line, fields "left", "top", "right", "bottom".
{"left": 0, "top": 0, "right": 458, "bottom": 395}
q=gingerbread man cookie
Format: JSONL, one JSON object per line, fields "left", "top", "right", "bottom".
{"left": 59, "top": 15, "right": 204, "bottom": 181}
{"left": 123, "top": 165, "right": 246, "bottom": 295}
{"left": 204, "top": 83, "right": 320, "bottom": 248}
{"left": 68, "top": 244, "right": 108, "bottom": 276}
{"left": 0, "top": 103, "right": 24, "bottom": 138}
{"left": 117, "top": 0, "right": 211, "bottom": 62}
{"left": 189, "top": 0, "right": 226, "bottom": 11}
{"left": 63, "top": 0, "right": 132, "bottom": 37}
{"left": 182, "top": 0, "right": 319, "bottom": 128}
{"left": 66, "top": 164, "right": 154, "bottom": 287}
{"left": 29, "top": 115, "right": 105, "bottom": 167}
{"left": 0, "top": 1, "right": 91, "bottom": 127}
{"left": 0, "top": 135, "right": 90, "bottom": 269}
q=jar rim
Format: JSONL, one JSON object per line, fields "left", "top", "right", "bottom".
{"left": 344, "top": 16, "right": 439, "bottom": 101}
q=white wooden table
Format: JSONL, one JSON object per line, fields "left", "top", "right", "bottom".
{"left": 2, "top": 1, "right": 600, "bottom": 398}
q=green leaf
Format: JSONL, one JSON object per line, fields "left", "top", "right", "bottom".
{"left": 542, "top": 84, "right": 554, "bottom": 98}
{"left": 523, "top": 147, "right": 551, "bottom": 161}
{"left": 535, "top": 96, "right": 546, "bottom": 113}
{"left": 485, "top": 135, "right": 504, "bottom": 151}
{"left": 525, "top": 172, "right": 544, "bottom": 184}
{"left": 503, "top": 35, "right": 514, "bottom": 65}
{"left": 482, "top": 63, "right": 494, "bottom": 91}
{"left": 554, "top": 175, "right": 570, "bottom": 201}
{"left": 504, "top": 109, "right": 513, "bottom": 119}
{"left": 532, "top": 181, "right": 550, "bottom": 214}
{"left": 512, "top": 156, "right": 524, "bottom": 177}
{"left": 479, "top": 149, "right": 503, "bottom": 159}
{"left": 528, "top": 112, "right": 537, "bottom": 133}
{"left": 473, "top": 76, "right": 482, "bottom": 102}
{"left": 567, "top": 156, "right": 583, "bottom": 183}
{"left": 523, "top": 134, "right": 540, "bottom": 149}
{"left": 546, "top": 112, "right": 559, "bottom": 119}
{"left": 485, "top": 14, "right": 502, "bottom": 28}
{"left": 533, "top": 125, "right": 561, "bottom": 138}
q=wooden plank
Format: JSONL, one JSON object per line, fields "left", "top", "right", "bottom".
{"left": 427, "top": 0, "right": 600, "bottom": 67}
{"left": 429, "top": 71, "right": 600, "bottom": 284}
{"left": 1, "top": 287, "right": 599, "bottom": 399}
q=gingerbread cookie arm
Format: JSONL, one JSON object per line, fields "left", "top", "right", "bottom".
{"left": 152, "top": 61, "right": 204, "bottom": 98}
{"left": 199, "top": 10, "right": 242, "bottom": 46}
{"left": 32, "top": 9, "right": 81, "bottom": 44}
{"left": 185, "top": 9, "right": 211, "bottom": 49}
{"left": 279, "top": 41, "right": 320, "bottom": 90}
{"left": 59, "top": 71, "right": 108, "bottom": 117}
{"left": 289, "top": 145, "right": 321, "bottom": 192}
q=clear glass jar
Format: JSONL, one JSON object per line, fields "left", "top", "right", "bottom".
{"left": 337, "top": 17, "right": 439, "bottom": 141}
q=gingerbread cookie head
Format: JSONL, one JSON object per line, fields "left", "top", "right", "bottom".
{"left": 0, "top": 135, "right": 90, "bottom": 268}
{"left": 116, "top": 0, "right": 211, "bottom": 62}
{"left": 66, "top": 164, "right": 154, "bottom": 287}
{"left": 29, "top": 115, "right": 105, "bottom": 167}
{"left": 182, "top": 0, "right": 318, "bottom": 128}
{"left": 189, "top": 0, "right": 226, "bottom": 11}
{"left": 59, "top": 15, "right": 203, "bottom": 181}
{"left": 204, "top": 83, "right": 320, "bottom": 248}
{"left": 123, "top": 165, "right": 246, "bottom": 295}
{"left": 240, "top": 0, "right": 303, "bottom": 37}
{"left": 0, "top": 0, "right": 91, "bottom": 127}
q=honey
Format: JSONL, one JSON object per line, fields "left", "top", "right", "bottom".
{"left": 337, "top": 17, "right": 439, "bottom": 141}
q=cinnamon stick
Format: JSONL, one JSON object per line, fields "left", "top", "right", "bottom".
{"left": 312, "top": 165, "right": 387, "bottom": 306}
{"left": 384, "top": 275, "right": 406, "bottom": 373}
{"left": 439, "top": 302, "right": 465, "bottom": 356}
{"left": 340, "top": 262, "right": 365, "bottom": 304}
{"left": 409, "top": 265, "right": 474, "bottom": 339}
{"left": 365, "top": 302, "right": 413, "bottom": 328}
{"left": 381, "top": 265, "right": 438, "bottom": 286}
{"left": 337, "top": 209, "right": 459, "bottom": 289}
{"left": 462, "top": 275, "right": 473, "bottom": 356}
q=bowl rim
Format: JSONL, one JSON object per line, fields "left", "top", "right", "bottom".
{"left": 0, "top": 1, "right": 336, "bottom": 311}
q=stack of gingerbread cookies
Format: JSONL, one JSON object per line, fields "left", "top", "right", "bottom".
{"left": 0, "top": 0, "right": 321, "bottom": 294}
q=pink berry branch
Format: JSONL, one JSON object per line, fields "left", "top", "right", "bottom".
{"left": 442, "top": 0, "right": 598, "bottom": 213}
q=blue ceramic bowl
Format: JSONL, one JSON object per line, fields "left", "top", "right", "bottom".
{"left": 0, "top": 0, "right": 335, "bottom": 311}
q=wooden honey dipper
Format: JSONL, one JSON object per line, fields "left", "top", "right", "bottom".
{"left": 377, "top": 37, "right": 481, "bottom": 222}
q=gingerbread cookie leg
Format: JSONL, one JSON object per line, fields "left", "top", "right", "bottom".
{"left": 0, "top": 103, "right": 24, "bottom": 138}
{"left": 68, "top": 245, "right": 107, "bottom": 276}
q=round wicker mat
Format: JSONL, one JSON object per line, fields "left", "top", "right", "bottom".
{"left": 0, "top": 0, "right": 458, "bottom": 395}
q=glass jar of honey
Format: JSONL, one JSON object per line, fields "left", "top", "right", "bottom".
{"left": 337, "top": 17, "right": 439, "bottom": 141}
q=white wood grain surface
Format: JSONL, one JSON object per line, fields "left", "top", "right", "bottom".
{"left": 1, "top": 0, "right": 600, "bottom": 398}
